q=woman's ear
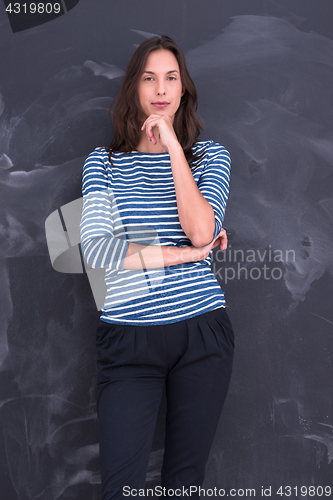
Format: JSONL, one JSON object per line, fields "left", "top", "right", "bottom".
{"left": 182, "top": 87, "right": 185, "bottom": 96}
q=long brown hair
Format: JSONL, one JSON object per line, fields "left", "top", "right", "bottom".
{"left": 107, "top": 36, "right": 204, "bottom": 166}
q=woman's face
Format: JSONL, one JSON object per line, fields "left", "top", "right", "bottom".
{"left": 138, "top": 49, "right": 185, "bottom": 123}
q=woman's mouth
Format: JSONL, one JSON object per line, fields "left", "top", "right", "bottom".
{"left": 152, "top": 102, "right": 170, "bottom": 108}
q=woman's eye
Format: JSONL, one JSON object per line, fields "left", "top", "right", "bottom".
{"left": 168, "top": 76, "right": 176, "bottom": 80}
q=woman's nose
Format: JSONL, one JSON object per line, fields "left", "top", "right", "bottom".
{"left": 156, "top": 79, "right": 166, "bottom": 95}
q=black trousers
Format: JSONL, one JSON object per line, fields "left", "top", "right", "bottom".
{"left": 96, "top": 307, "right": 235, "bottom": 500}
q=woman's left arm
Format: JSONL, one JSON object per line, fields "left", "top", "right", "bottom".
{"left": 142, "top": 114, "right": 231, "bottom": 248}
{"left": 168, "top": 142, "right": 216, "bottom": 248}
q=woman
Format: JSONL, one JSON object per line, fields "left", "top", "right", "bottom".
{"left": 80, "top": 36, "right": 234, "bottom": 500}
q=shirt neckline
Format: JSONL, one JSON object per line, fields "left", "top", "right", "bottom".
{"left": 129, "top": 150, "right": 169, "bottom": 155}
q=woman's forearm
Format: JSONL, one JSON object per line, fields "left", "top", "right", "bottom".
{"left": 140, "top": 116, "right": 215, "bottom": 247}
{"left": 168, "top": 142, "right": 215, "bottom": 248}
{"left": 122, "top": 241, "right": 208, "bottom": 270}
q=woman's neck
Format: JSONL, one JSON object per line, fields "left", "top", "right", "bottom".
{"left": 135, "top": 129, "right": 167, "bottom": 154}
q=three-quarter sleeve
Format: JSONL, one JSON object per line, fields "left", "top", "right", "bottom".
{"left": 196, "top": 142, "right": 231, "bottom": 245}
{"left": 79, "top": 149, "right": 129, "bottom": 270}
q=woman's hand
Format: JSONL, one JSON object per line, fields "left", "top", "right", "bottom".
{"left": 189, "top": 228, "right": 228, "bottom": 262}
{"left": 141, "top": 114, "right": 179, "bottom": 151}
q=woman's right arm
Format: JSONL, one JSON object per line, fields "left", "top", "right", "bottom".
{"left": 122, "top": 234, "right": 226, "bottom": 270}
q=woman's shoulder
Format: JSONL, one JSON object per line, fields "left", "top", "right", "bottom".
{"left": 193, "top": 140, "right": 229, "bottom": 154}
{"left": 192, "top": 140, "right": 231, "bottom": 164}
{"left": 84, "top": 146, "right": 110, "bottom": 162}
{"left": 83, "top": 147, "right": 115, "bottom": 173}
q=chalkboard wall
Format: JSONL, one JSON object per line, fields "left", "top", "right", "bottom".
{"left": 1, "top": 0, "right": 333, "bottom": 498}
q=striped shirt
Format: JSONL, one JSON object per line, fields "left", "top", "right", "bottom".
{"left": 80, "top": 140, "right": 231, "bottom": 325}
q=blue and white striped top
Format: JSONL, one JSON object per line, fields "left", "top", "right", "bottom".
{"left": 80, "top": 140, "right": 231, "bottom": 325}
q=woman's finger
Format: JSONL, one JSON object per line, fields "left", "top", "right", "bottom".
{"left": 210, "top": 229, "right": 227, "bottom": 251}
{"left": 142, "top": 118, "right": 158, "bottom": 144}
{"left": 220, "top": 232, "right": 228, "bottom": 250}
{"left": 148, "top": 126, "right": 157, "bottom": 144}
{"left": 145, "top": 122, "right": 154, "bottom": 143}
